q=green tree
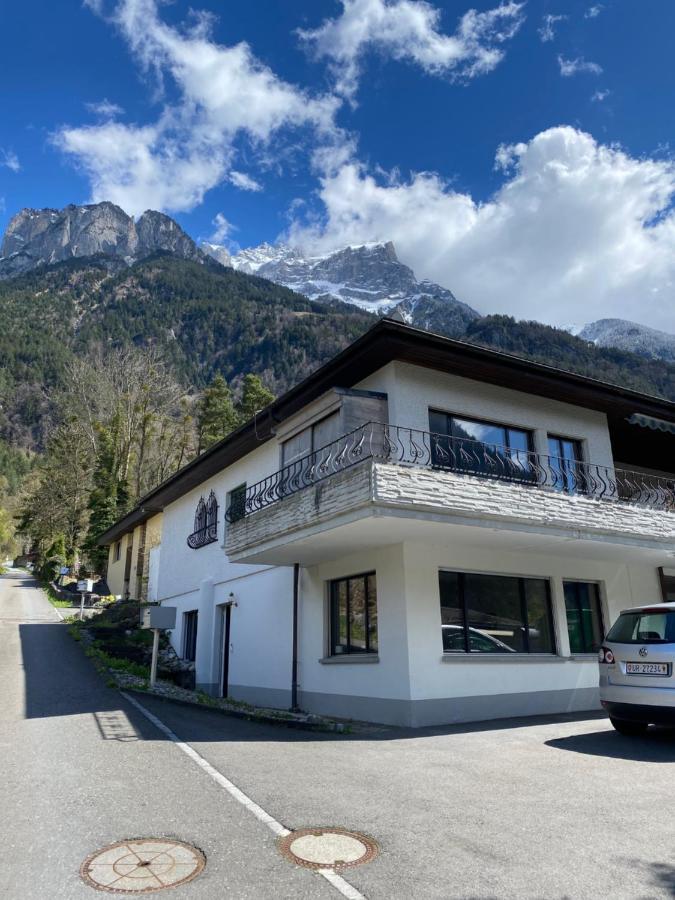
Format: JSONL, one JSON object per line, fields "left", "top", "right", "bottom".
{"left": 196, "top": 374, "right": 238, "bottom": 453}
{"left": 83, "top": 423, "right": 130, "bottom": 572}
{"left": 17, "top": 426, "right": 93, "bottom": 574}
{"left": 236, "top": 374, "right": 275, "bottom": 425}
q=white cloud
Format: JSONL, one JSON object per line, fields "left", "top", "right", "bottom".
{"left": 229, "top": 171, "right": 262, "bottom": 192}
{"left": 585, "top": 5, "right": 603, "bottom": 18}
{"left": 558, "top": 55, "right": 602, "bottom": 77}
{"left": 85, "top": 98, "right": 125, "bottom": 118}
{"left": 299, "top": 0, "right": 525, "bottom": 100}
{"left": 591, "top": 89, "right": 610, "bottom": 103}
{"left": 538, "top": 14, "right": 566, "bottom": 43}
{"left": 286, "top": 127, "right": 675, "bottom": 332}
{"left": 0, "top": 149, "right": 20, "bottom": 173}
{"left": 209, "top": 212, "right": 235, "bottom": 243}
{"left": 55, "top": 0, "right": 340, "bottom": 215}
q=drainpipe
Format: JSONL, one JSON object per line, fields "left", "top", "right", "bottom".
{"left": 291, "top": 563, "right": 300, "bottom": 711}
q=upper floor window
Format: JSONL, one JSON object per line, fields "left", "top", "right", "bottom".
{"left": 330, "top": 573, "right": 378, "bottom": 656}
{"left": 429, "top": 411, "right": 534, "bottom": 482}
{"left": 227, "top": 483, "right": 247, "bottom": 523}
{"left": 548, "top": 435, "right": 584, "bottom": 494}
{"left": 187, "top": 490, "right": 218, "bottom": 548}
{"left": 281, "top": 411, "right": 341, "bottom": 468}
{"left": 113, "top": 541, "right": 121, "bottom": 562}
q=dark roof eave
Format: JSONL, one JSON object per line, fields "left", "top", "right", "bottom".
{"left": 98, "top": 318, "right": 675, "bottom": 544}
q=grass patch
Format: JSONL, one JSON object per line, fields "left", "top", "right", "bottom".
{"left": 43, "top": 583, "right": 76, "bottom": 608}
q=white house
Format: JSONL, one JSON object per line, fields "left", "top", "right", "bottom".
{"left": 99, "top": 319, "right": 675, "bottom": 727}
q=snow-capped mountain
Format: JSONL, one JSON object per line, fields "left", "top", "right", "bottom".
{"left": 579, "top": 318, "right": 675, "bottom": 362}
{"left": 202, "top": 239, "right": 480, "bottom": 335}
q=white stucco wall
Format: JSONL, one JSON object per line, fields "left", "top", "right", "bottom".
{"left": 293, "top": 536, "right": 664, "bottom": 726}
{"left": 401, "top": 540, "right": 662, "bottom": 703}
{"left": 357, "top": 361, "right": 614, "bottom": 467}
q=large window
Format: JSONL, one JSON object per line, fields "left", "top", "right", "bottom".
{"left": 183, "top": 610, "right": 198, "bottom": 662}
{"left": 429, "top": 411, "right": 534, "bottom": 482}
{"left": 330, "top": 573, "right": 378, "bottom": 655}
{"left": 548, "top": 435, "right": 584, "bottom": 494}
{"left": 563, "top": 581, "right": 604, "bottom": 654}
{"left": 439, "top": 571, "right": 556, "bottom": 654}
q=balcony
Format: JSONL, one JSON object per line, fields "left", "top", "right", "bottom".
{"left": 224, "top": 422, "right": 675, "bottom": 565}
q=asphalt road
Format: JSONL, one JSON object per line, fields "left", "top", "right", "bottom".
{"left": 2, "top": 568, "right": 675, "bottom": 899}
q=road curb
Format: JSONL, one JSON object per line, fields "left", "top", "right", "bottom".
{"left": 121, "top": 687, "right": 348, "bottom": 733}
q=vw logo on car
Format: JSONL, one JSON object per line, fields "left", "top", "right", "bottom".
{"left": 639, "top": 646, "right": 648, "bottom": 657}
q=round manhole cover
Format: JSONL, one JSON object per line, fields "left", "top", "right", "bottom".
{"left": 278, "top": 828, "right": 378, "bottom": 870}
{"left": 80, "top": 839, "right": 205, "bottom": 893}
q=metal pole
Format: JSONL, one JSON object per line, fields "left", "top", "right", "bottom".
{"left": 150, "top": 628, "right": 160, "bottom": 686}
{"left": 79, "top": 591, "right": 85, "bottom": 621}
{"left": 291, "top": 563, "right": 300, "bottom": 711}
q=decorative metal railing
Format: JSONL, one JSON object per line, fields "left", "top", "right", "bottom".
{"left": 187, "top": 490, "right": 219, "bottom": 548}
{"left": 224, "top": 422, "right": 675, "bottom": 522}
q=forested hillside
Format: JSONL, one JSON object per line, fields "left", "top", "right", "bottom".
{"left": 0, "top": 254, "right": 374, "bottom": 451}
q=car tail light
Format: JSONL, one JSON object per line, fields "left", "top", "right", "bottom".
{"left": 598, "top": 646, "right": 614, "bottom": 664}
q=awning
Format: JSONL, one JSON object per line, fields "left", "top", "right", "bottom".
{"left": 627, "top": 413, "right": 675, "bottom": 434}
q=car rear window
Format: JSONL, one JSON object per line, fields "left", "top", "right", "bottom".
{"left": 606, "top": 610, "right": 675, "bottom": 644}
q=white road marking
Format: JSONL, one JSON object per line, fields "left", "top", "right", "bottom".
{"left": 122, "top": 692, "right": 367, "bottom": 900}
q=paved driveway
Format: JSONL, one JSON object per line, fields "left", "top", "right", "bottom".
{"left": 2, "top": 569, "right": 674, "bottom": 899}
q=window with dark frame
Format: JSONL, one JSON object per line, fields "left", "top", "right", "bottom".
{"left": 183, "top": 610, "right": 198, "bottom": 662}
{"left": 439, "top": 570, "right": 556, "bottom": 654}
{"left": 114, "top": 541, "right": 121, "bottom": 562}
{"left": 330, "top": 573, "right": 378, "bottom": 655}
{"left": 227, "top": 483, "right": 247, "bottom": 523}
{"left": 548, "top": 435, "right": 584, "bottom": 494}
{"left": 429, "top": 411, "right": 535, "bottom": 483}
{"left": 563, "top": 581, "right": 604, "bottom": 654}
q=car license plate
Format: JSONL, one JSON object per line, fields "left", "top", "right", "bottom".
{"left": 626, "top": 662, "right": 669, "bottom": 675}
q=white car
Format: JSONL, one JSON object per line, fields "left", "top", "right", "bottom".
{"left": 599, "top": 602, "right": 675, "bottom": 734}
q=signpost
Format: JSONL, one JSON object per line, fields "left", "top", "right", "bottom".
{"left": 140, "top": 605, "right": 177, "bottom": 686}
{"left": 77, "top": 578, "right": 94, "bottom": 620}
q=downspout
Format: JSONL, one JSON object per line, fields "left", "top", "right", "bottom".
{"left": 291, "top": 563, "right": 300, "bottom": 711}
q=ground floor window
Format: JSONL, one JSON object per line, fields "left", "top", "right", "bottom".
{"left": 439, "top": 570, "right": 556, "bottom": 654}
{"left": 563, "top": 581, "right": 604, "bottom": 653}
{"left": 183, "top": 610, "right": 198, "bottom": 661}
{"left": 330, "top": 573, "right": 378, "bottom": 655}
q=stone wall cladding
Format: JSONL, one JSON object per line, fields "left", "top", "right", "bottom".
{"left": 226, "top": 461, "right": 373, "bottom": 556}
{"left": 226, "top": 459, "right": 675, "bottom": 556}
{"left": 373, "top": 463, "right": 675, "bottom": 543}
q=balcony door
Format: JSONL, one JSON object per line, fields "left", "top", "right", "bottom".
{"left": 429, "top": 411, "right": 534, "bottom": 483}
{"left": 280, "top": 411, "right": 341, "bottom": 493}
{"left": 547, "top": 435, "right": 584, "bottom": 494}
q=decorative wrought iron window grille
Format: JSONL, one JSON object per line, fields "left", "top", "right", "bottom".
{"left": 187, "top": 490, "right": 218, "bottom": 548}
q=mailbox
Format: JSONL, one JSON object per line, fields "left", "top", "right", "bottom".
{"left": 141, "top": 605, "right": 177, "bottom": 630}
{"left": 77, "top": 579, "right": 94, "bottom": 593}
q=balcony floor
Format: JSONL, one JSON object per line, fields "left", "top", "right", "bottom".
{"left": 226, "top": 460, "right": 675, "bottom": 566}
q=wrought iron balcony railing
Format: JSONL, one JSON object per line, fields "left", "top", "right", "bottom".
{"left": 224, "top": 421, "right": 675, "bottom": 522}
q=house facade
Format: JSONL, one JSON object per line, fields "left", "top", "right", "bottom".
{"left": 99, "top": 320, "right": 675, "bottom": 727}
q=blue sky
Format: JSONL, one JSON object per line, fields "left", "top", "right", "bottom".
{"left": 2, "top": 1, "right": 675, "bottom": 330}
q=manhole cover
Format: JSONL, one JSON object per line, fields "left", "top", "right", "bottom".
{"left": 80, "top": 839, "right": 205, "bottom": 893}
{"left": 278, "top": 828, "right": 378, "bottom": 870}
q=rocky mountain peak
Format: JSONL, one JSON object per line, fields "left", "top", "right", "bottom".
{"left": 201, "top": 238, "right": 480, "bottom": 337}
{"left": 0, "top": 202, "right": 204, "bottom": 278}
